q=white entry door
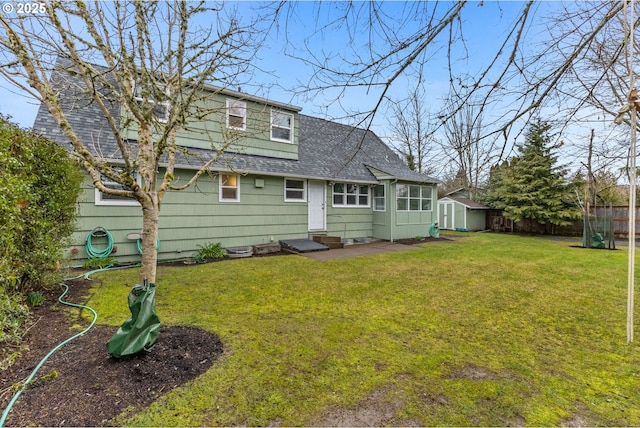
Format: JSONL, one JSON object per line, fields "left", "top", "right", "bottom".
{"left": 308, "top": 181, "right": 326, "bottom": 231}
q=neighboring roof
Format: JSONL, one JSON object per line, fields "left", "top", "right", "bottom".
{"left": 444, "top": 188, "right": 466, "bottom": 197}
{"left": 439, "top": 196, "right": 489, "bottom": 209}
{"left": 32, "top": 63, "right": 437, "bottom": 184}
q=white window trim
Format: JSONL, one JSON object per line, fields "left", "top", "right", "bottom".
{"left": 396, "top": 184, "right": 433, "bottom": 212}
{"left": 226, "top": 99, "right": 246, "bottom": 131}
{"left": 332, "top": 182, "right": 371, "bottom": 208}
{"left": 284, "top": 178, "right": 307, "bottom": 202}
{"left": 373, "top": 183, "right": 386, "bottom": 212}
{"left": 95, "top": 170, "right": 141, "bottom": 206}
{"left": 219, "top": 174, "right": 241, "bottom": 202}
{"left": 133, "top": 81, "right": 170, "bottom": 124}
{"left": 270, "top": 109, "right": 294, "bottom": 143}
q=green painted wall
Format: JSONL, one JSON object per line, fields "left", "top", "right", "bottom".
{"left": 123, "top": 91, "right": 299, "bottom": 160}
{"left": 465, "top": 210, "right": 488, "bottom": 231}
{"left": 67, "top": 174, "right": 438, "bottom": 263}
{"left": 327, "top": 206, "right": 374, "bottom": 240}
{"left": 67, "top": 170, "right": 308, "bottom": 262}
{"left": 454, "top": 203, "right": 466, "bottom": 229}
{"left": 391, "top": 182, "right": 437, "bottom": 240}
{"left": 372, "top": 182, "right": 392, "bottom": 240}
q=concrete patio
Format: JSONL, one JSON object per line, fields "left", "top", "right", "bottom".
{"left": 299, "top": 241, "right": 421, "bottom": 261}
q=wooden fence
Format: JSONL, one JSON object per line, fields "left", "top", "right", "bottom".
{"left": 593, "top": 205, "right": 640, "bottom": 239}
{"left": 487, "top": 206, "right": 640, "bottom": 238}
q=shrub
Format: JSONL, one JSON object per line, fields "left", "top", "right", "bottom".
{"left": 195, "top": 242, "right": 226, "bottom": 261}
{"left": 82, "top": 257, "right": 116, "bottom": 269}
{"left": 26, "top": 291, "right": 45, "bottom": 307}
{"left": 0, "top": 116, "right": 83, "bottom": 293}
{"left": 0, "top": 291, "right": 30, "bottom": 370}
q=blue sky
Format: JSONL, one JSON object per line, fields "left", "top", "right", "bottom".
{"left": 2, "top": 0, "right": 608, "bottom": 173}
{"left": 0, "top": 1, "right": 556, "bottom": 128}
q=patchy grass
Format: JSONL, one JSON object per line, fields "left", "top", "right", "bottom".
{"left": 88, "top": 233, "right": 640, "bottom": 426}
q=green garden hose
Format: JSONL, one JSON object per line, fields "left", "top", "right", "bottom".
{"left": 136, "top": 237, "right": 160, "bottom": 255}
{"left": 0, "top": 280, "right": 97, "bottom": 427}
{"left": 0, "top": 263, "right": 138, "bottom": 427}
{"left": 85, "top": 227, "right": 114, "bottom": 259}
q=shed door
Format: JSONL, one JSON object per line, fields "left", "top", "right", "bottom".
{"left": 308, "top": 181, "right": 326, "bottom": 231}
{"left": 439, "top": 201, "right": 455, "bottom": 230}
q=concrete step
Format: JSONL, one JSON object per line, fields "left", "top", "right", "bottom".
{"left": 312, "top": 235, "right": 344, "bottom": 248}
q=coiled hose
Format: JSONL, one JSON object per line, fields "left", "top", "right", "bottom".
{"left": 86, "top": 227, "right": 114, "bottom": 259}
{"left": 136, "top": 238, "right": 160, "bottom": 256}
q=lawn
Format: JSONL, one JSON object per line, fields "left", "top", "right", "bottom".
{"left": 87, "top": 232, "right": 640, "bottom": 426}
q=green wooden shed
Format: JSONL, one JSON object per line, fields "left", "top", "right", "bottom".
{"left": 438, "top": 196, "right": 489, "bottom": 232}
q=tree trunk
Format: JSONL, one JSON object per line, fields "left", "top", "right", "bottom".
{"left": 140, "top": 196, "right": 160, "bottom": 284}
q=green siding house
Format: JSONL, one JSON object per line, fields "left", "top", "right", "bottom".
{"left": 33, "top": 65, "right": 439, "bottom": 262}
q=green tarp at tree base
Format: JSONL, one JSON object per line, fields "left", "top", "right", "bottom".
{"left": 429, "top": 222, "right": 440, "bottom": 239}
{"left": 107, "top": 280, "right": 161, "bottom": 358}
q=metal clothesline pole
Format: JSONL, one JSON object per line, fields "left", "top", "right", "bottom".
{"left": 627, "top": 0, "right": 637, "bottom": 344}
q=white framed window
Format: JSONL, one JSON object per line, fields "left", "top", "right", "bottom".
{"left": 373, "top": 184, "right": 386, "bottom": 211}
{"left": 133, "top": 81, "right": 170, "bottom": 123}
{"left": 284, "top": 178, "right": 306, "bottom": 202}
{"left": 271, "top": 110, "right": 293, "bottom": 143}
{"left": 332, "top": 182, "right": 370, "bottom": 207}
{"left": 226, "top": 99, "right": 246, "bottom": 130}
{"left": 396, "top": 184, "right": 433, "bottom": 211}
{"left": 95, "top": 167, "right": 140, "bottom": 206}
{"left": 219, "top": 174, "right": 240, "bottom": 202}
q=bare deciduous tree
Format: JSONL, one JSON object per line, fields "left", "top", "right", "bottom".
{"left": 0, "top": 1, "right": 271, "bottom": 283}
{"left": 439, "top": 102, "right": 499, "bottom": 200}
{"left": 283, "top": 1, "right": 637, "bottom": 171}
{"left": 386, "top": 84, "right": 438, "bottom": 175}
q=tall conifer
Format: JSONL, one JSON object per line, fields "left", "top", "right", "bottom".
{"left": 485, "top": 120, "right": 581, "bottom": 227}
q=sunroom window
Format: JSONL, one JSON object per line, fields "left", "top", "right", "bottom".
{"left": 396, "top": 184, "right": 432, "bottom": 211}
{"left": 373, "top": 184, "right": 386, "bottom": 211}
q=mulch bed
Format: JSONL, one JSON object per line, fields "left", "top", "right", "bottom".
{"left": 0, "top": 278, "right": 223, "bottom": 427}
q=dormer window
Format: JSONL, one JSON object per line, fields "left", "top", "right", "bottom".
{"left": 226, "top": 99, "right": 246, "bottom": 130}
{"left": 133, "top": 81, "right": 170, "bottom": 123}
{"left": 271, "top": 110, "right": 293, "bottom": 143}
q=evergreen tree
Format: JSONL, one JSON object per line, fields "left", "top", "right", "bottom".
{"left": 484, "top": 120, "right": 581, "bottom": 226}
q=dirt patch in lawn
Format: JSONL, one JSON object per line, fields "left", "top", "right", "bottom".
{"left": 0, "top": 278, "right": 223, "bottom": 427}
{"left": 311, "top": 385, "right": 419, "bottom": 427}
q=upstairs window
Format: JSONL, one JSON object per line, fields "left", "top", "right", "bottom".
{"left": 226, "top": 99, "right": 246, "bottom": 130}
{"left": 332, "top": 183, "right": 369, "bottom": 207}
{"left": 396, "top": 184, "right": 433, "bottom": 211}
{"left": 271, "top": 110, "right": 293, "bottom": 143}
{"left": 133, "top": 81, "right": 170, "bottom": 123}
{"left": 220, "top": 174, "right": 240, "bottom": 202}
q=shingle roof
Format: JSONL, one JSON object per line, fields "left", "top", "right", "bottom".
{"left": 32, "top": 65, "right": 438, "bottom": 185}
{"left": 441, "top": 196, "right": 489, "bottom": 209}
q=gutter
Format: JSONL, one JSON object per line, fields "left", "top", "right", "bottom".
{"left": 390, "top": 179, "right": 397, "bottom": 242}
